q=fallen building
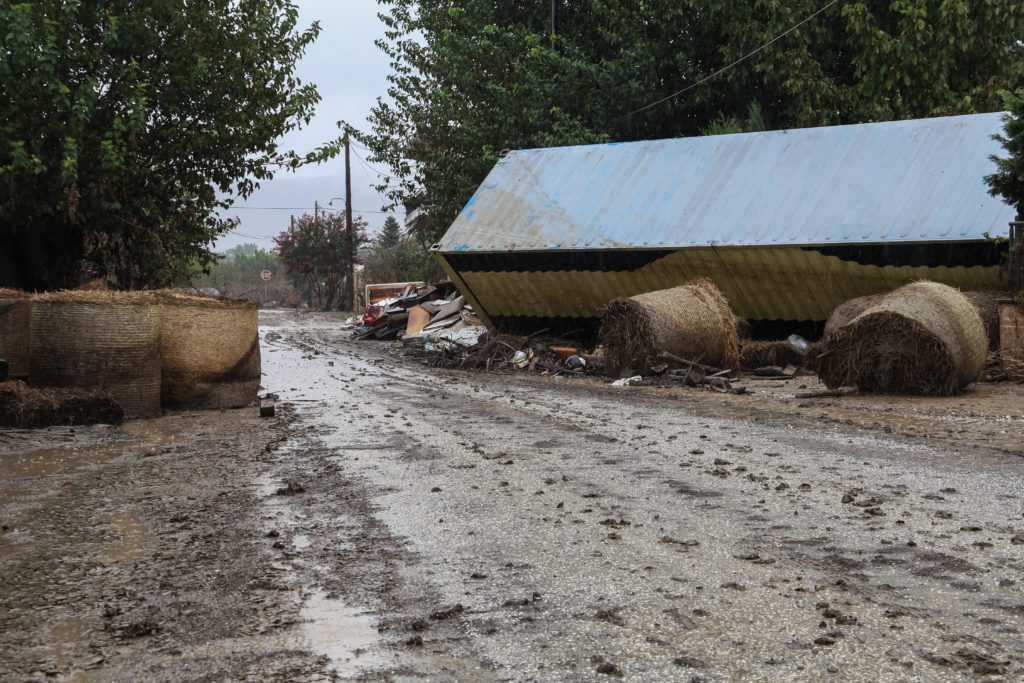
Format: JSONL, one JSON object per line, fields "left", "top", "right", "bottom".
{"left": 432, "top": 112, "right": 1014, "bottom": 339}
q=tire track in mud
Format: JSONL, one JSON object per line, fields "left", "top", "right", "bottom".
{"left": 258, "top": 315, "right": 1024, "bottom": 681}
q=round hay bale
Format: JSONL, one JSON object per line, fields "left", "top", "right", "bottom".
{"left": 599, "top": 278, "right": 740, "bottom": 374}
{"left": 0, "top": 288, "right": 31, "bottom": 378}
{"left": 818, "top": 282, "right": 987, "bottom": 396}
{"left": 29, "top": 291, "right": 161, "bottom": 417}
{"left": 822, "top": 292, "right": 887, "bottom": 339}
{"left": 157, "top": 292, "right": 261, "bottom": 409}
{"left": 962, "top": 290, "right": 1005, "bottom": 351}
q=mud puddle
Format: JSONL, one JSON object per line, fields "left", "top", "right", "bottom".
{"left": 299, "top": 589, "right": 388, "bottom": 676}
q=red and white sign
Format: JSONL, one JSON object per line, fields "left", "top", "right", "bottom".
{"left": 260, "top": 270, "right": 272, "bottom": 281}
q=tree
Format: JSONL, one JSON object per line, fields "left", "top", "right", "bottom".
{"left": 357, "top": 0, "right": 1024, "bottom": 245}
{"left": 0, "top": 1, "right": 324, "bottom": 291}
{"left": 378, "top": 215, "right": 404, "bottom": 249}
{"left": 191, "top": 243, "right": 300, "bottom": 305}
{"left": 987, "top": 91, "right": 1024, "bottom": 217}
{"left": 274, "top": 213, "right": 368, "bottom": 310}
{"left": 986, "top": 90, "right": 1024, "bottom": 293}
{"left": 362, "top": 214, "right": 442, "bottom": 285}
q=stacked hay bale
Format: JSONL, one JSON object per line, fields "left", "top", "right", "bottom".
{"left": 29, "top": 291, "right": 162, "bottom": 416}
{"left": 0, "top": 288, "right": 31, "bottom": 379}
{"left": 157, "top": 292, "right": 261, "bottom": 409}
{"left": 600, "top": 278, "right": 740, "bottom": 374}
{"left": 818, "top": 282, "right": 987, "bottom": 395}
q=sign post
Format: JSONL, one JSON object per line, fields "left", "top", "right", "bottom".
{"left": 261, "top": 270, "right": 272, "bottom": 307}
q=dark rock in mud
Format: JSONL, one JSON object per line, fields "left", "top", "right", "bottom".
{"left": 429, "top": 604, "right": 464, "bottom": 620}
{"left": 275, "top": 480, "right": 305, "bottom": 495}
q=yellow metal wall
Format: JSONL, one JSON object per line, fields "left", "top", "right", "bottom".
{"left": 445, "top": 246, "right": 1004, "bottom": 322}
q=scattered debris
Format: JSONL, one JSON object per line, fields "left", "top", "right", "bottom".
{"left": 259, "top": 396, "right": 276, "bottom": 418}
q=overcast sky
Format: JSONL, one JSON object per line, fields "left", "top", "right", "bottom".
{"left": 215, "top": 0, "right": 395, "bottom": 251}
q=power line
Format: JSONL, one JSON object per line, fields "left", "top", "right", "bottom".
{"left": 227, "top": 230, "right": 273, "bottom": 240}
{"left": 223, "top": 206, "right": 391, "bottom": 214}
{"left": 351, "top": 146, "right": 394, "bottom": 179}
{"left": 619, "top": 0, "right": 842, "bottom": 120}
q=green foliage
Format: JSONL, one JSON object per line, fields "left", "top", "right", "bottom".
{"left": 356, "top": 0, "right": 1024, "bottom": 244}
{"left": 362, "top": 216, "right": 443, "bottom": 286}
{"left": 378, "top": 215, "right": 404, "bottom": 249}
{"left": 274, "top": 213, "right": 368, "bottom": 310}
{"left": 0, "top": 0, "right": 324, "bottom": 291}
{"left": 191, "top": 243, "right": 300, "bottom": 305}
{"left": 987, "top": 90, "right": 1024, "bottom": 217}
{"left": 986, "top": 92, "right": 1024, "bottom": 295}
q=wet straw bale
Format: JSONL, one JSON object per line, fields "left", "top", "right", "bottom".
{"left": 0, "top": 380, "right": 124, "bottom": 428}
{"left": 962, "top": 290, "right": 1004, "bottom": 350}
{"left": 29, "top": 291, "right": 161, "bottom": 417}
{"left": 0, "top": 288, "right": 31, "bottom": 378}
{"left": 822, "top": 292, "right": 887, "bottom": 339}
{"left": 818, "top": 282, "right": 987, "bottom": 395}
{"left": 156, "top": 291, "right": 261, "bottom": 409}
{"left": 599, "top": 278, "right": 740, "bottom": 374}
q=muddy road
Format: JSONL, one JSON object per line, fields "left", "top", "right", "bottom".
{"left": 2, "top": 310, "right": 1023, "bottom": 682}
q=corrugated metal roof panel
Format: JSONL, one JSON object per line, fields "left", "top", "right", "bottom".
{"left": 437, "top": 113, "right": 1015, "bottom": 253}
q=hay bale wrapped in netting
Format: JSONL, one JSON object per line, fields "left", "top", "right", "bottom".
{"left": 30, "top": 291, "right": 161, "bottom": 417}
{"left": 156, "top": 292, "right": 261, "bottom": 409}
{"left": 600, "top": 278, "right": 740, "bottom": 374}
{"left": 0, "top": 288, "right": 31, "bottom": 378}
{"left": 818, "top": 282, "right": 987, "bottom": 396}
{"left": 822, "top": 292, "right": 886, "bottom": 339}
{"left": 0, "top": 380, "right": 124, "bottom": 428}
{"left": 962, "top": 291, "right": 1005, "bottom": 350}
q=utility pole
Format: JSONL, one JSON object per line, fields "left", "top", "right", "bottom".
{"left": 314, "top": 201, "right": 319, "bottom": 226}
{"left": 550, "top": 0, "right": 556, "bottom": 49}
{"left": 344, "top": 134, "right": 355, "bottom": 311}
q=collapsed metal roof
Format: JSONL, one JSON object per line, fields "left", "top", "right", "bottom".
{"left": 437, "top": 112, "right": 1015, "bottom": 254}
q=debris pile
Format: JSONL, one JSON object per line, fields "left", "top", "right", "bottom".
{"left": 818, "top": 281, "right": 987, "bottom": 395}
{"left": 599, "top": 278, "right": 740, "bottom": 375}
{"left": 739, "top": 337, "right": 819, "bottom": 372}
{"left": 0, "top": 380, "right": 124, "bottom": 428}
{"left": 349, "top": 282, "right": 494, "bottom": 352}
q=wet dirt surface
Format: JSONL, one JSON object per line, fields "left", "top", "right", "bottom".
{"left": 2, "top": 309, "right": 1023, "bottom": 681}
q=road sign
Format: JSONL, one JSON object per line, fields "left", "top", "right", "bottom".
{"left": 261, "top": 270, "right": 272, "bottom": 281}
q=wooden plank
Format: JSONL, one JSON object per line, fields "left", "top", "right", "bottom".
{"left": 999, "top": 301, "right": 1024, "bottom": 361}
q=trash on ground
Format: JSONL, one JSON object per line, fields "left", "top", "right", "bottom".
{"left": 611, "top": 375, "right": 642, "bottom": 387}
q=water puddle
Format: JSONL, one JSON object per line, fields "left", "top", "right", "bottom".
{"left": 299, "top": 589, "right": 387, "bottom": 676}
{"left": 99, "top": 512, "right": 148, "bottom": 565}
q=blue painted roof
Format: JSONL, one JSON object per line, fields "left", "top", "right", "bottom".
{"left": 437, "top": 112, "right": 1015, "bottom": 253}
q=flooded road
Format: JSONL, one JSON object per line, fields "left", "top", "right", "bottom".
{"left": 2, "top": 309, "right": 1023, "bottom": 681}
